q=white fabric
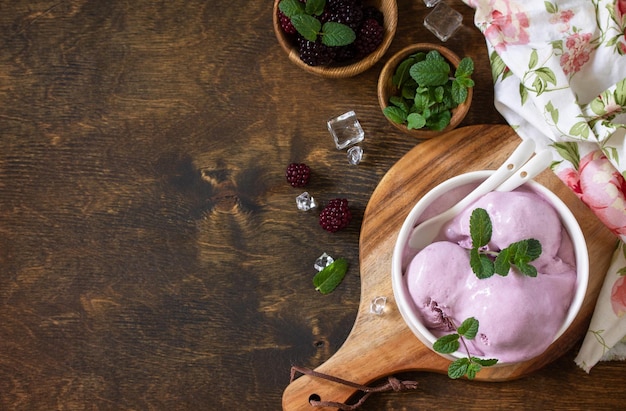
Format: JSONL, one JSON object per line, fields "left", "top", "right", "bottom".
{"left": 461, "top": 0, "right": 626, "bottom": 371}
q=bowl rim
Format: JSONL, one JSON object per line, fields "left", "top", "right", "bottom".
{"left": 272, "top": 0, "right": 398, "bottom": 78}
{"left": 377, "top": 42, "right": 473, "bottom": 138}
{"left": 391, "top": 170, "right": 589, "bottom": 364}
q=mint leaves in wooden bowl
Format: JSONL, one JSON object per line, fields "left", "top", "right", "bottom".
{"left": 273, "top": 0, "right": 398, "bottom": 78}
{"left": 378, "top": 43, "right": 474, "bottom": 138}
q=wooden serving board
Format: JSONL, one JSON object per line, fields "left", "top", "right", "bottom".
{"left": 282, "top": 125, "right": 617, "bottom": 410}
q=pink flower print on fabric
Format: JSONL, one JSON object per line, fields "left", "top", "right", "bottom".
{"left": 599, "top": 90, "right": 625, "bottom": 119}
{"left": 560, "top": 32, "right": 593, "bottom": 75}
{"left": 616, "top": 0, "right": 626, "bottom": 53}
{"left": 558, "top": 167, "right": 583, "bottom": 196}
{"left": 611, "top": 275, "right": 626, "bottom": 316}
{"left": 616, "top": 0, "right": 626, "bottom": 24}
{"left": 549, "top": 9, "right": 574, "bottom": 33}
{"left": 560, "top": 151, "right": 626, "bottom": 237}
{"left": 483, "top": 0, "right": 530, "bottom": 52}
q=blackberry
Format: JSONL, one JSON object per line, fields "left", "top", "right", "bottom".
{"left": 334, "top": 44, "right": 357, "bottom": 63}
{"left": 319, "top": 9, "right": 332, "bottom": 24}
{"left": 278, "top": 10, "right": 297, "bottom": 35}
{"left": 298, "top": 38, "right": 336, "bottom": 66}
{"left": 354, "top": 18, "right": 384, "bottom": 58}
{"left": 285, "top": 163, "right": 311, "bottom": 187}
{"left": 325, "top": 0, "right": 364, "bottom": 31}
{"left": 319, "top": 198, "right": 352, "bottom": 233}
{"left": 362, "top": 5, "right": 384, "bottom": 26}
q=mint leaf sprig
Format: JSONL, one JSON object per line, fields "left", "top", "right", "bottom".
{"left": 469, "top": 208, "right": 542, "bottom": 279}
{"left": 432, "top": 208, "right": 541, "bottom": 379}
{"left": 383, "top": 50, "right": 474, "bottom": 131}
{"left": 279, "top": 0, "right": 356, "bottom": 47}
{"left": 433, "top": 317, "right": 498, "bottom": 379}
{"left": 313, "top": 257, "right": 348, "bottom": 294}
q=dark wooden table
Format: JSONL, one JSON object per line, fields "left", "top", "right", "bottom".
{"left": 1, "top": 1, "right": 624, "bottom": 410}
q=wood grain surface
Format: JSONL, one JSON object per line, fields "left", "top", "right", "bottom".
{"left": 1, "top": 1, "right": 625, "bottom": 410}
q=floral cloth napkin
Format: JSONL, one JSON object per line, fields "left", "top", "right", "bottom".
{"left": 461, "top": 0, "right": 626, "bottom": 371}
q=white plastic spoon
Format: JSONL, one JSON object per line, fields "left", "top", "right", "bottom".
{"left": 494, "top": 149, "right": 552, "bottom": 192}
{"left": 407, "top": 139, "right": 536, "bottom": 250}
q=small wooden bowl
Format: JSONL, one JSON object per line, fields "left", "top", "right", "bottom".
{"left": 377, "top": 43, "right": 473, "bottom": 139}
{"left": 273, "top": 0, "right": 398, "bottom": 78}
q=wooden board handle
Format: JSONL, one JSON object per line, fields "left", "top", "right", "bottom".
{"left": 282, "top": 295, "right": 449, "bottom": 410}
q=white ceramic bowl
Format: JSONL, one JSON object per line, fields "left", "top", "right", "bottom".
{"left": 391, "top": 170, "right": 589, "bottom": 364}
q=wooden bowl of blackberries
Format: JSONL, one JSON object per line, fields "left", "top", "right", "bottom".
{"left": 273, "top": 0, "right": 398, "bottom": 78}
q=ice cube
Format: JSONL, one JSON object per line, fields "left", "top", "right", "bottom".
{"left": 296, "top": 192, "right": 316, "bottom": 211}
{"left": 314, "top": 252, "right": 334, "bottom": 271}
{"left": 424, "top": 2, "right": 463, "bottom": 42}
{"left": 327, "top": 110, "right": 365, "bottom": 150}
{"left": 347, "top": 146, "right": 363, "bottom": 165}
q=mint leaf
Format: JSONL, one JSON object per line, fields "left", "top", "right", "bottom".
{"left": 457, "top": 317, "right": 479, "bottom": 339}
{"left": 401, "top": 81, "right": 417, "bottom": 99}
{"left": 279, "top": 0, "right": 305, "bottom": 18}
{"left": 475, "top": 357, "right": 498, "bottom": 367}
{"left": 407, "top": 113, "right": 426, "bottom": 129}
{"left": 436, "top": 317, "right": 498, "bottom": 379}
{"left": 441, "top": 91, "right": 455, "bottom": 109}
{"left": 413, "top": 92, "right": 429, "bottom": 112}
{"left": 451, "top": 80, "right": 468, "bottom": 105}
{"left": 496, "top": 240, "right": 540, "bottom": 277}
{"left": 429, "top": 102, "right": 447, "bottom": 115}
{"left": 523, "top": 238, "right": 542, "bottom": 260}
{"left": 470, "top": 248, "right": 495, "bottom": 279}
{"left": 456, "top": 57, "right": 475, "bottom": 77}
{"left": 448, "top": 358, "right": 470, "bottom": 379}
{"left": 512, "top": 241, "right": 533, "bottom": 267}
{"left": 426, "top": 50, "right": 445, "bottom": 61}
{"left": 305, "top": 0, "right": 326, "bottom": 16}
{"left": 494, "top": 248, "right": 512, "bottom": 276}
{"left": 291, "top": 14, "right": 321, "bottom": 42}
{"left": 321, "top": 22, "right": 355, "bottom": 46}
{"left": 469, "top": 209, "right": 543, "bottom": 279}
{"left": 389, "top": 95, "right": 409, "bottom": 112}
{"left": 427, "top": 110, "right": 451, "bottom": 130}
{"left": 410, "top": 51, "right": 427, "bottom": 62}
{"left": 433, "top": 86, "right": 444, "bottom": 103}
{"left": 512, "top": 239, "right": 527, "bottom": 257}
{"left": 466, "top": 362, "right": 482, "bottom": 380}
{"left": 433, "top": 333, "right": 460, "bottom": 354}
{"left": 455, "top": 75, "right": 475, "bottom": 88}
{"left": 515, "top": 261, "right": 538, "bottom": 277}
{"left": 470, "top": 208, "right": 491, "bottom": 248}
{"left": 383, "top": 106, "right": 407, "bottom": 124}
{"left": 313, "top": 258, "right": 348, "bottom": 294}
{"left": 410, "top": 59, "right": 450, "bottom": 86}
{"left": 393, "top": 58, "right": 417, "bottom": 87}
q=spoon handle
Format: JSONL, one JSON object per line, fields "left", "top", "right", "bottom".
{"left": 407, "top": 139, "right": 535, "bottom": 249}
{"left": 494, "top": 149, "right": 552, "bottom": 192}
{"left": 452, "top": 138, "right": 536, "bottom": 212}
